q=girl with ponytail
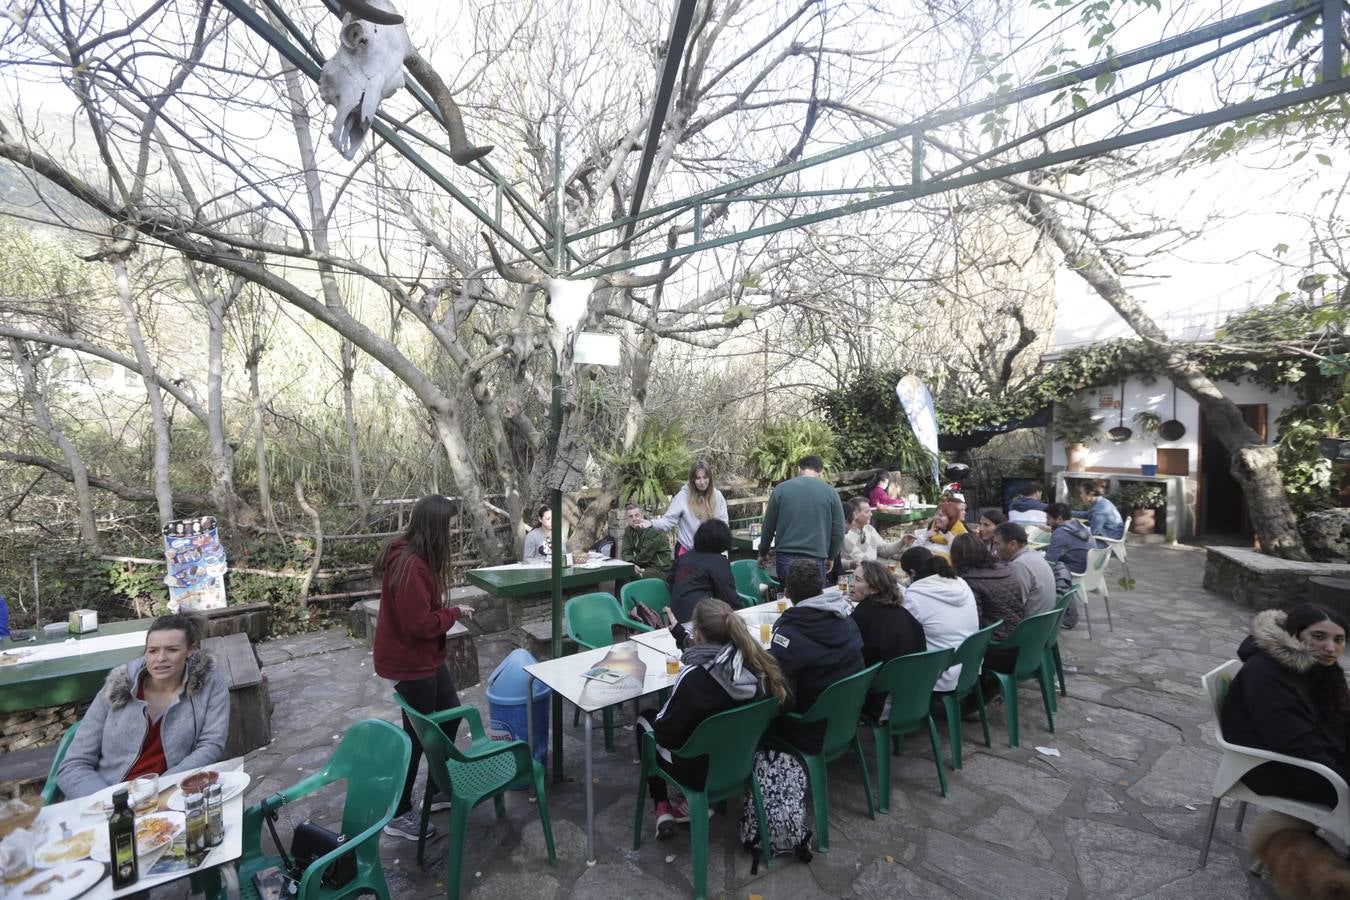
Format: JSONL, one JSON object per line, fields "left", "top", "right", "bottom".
{"left": 635, "top": 598, "right": 785, "bottom": 839}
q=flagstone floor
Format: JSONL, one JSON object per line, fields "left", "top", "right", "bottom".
{"left": 212, "top": 542, "right": 1280, "bottom": 899}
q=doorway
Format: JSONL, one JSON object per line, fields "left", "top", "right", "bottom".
{"left": 1198, "top": 404, "right": 1266, "bottom": 537}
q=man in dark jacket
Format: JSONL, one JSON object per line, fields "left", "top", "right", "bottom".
{"left": 1043, "top": 503, "right": 1098, "bottom": 574}
{"left": 768, "top": 559, "right": 864, "bottom": 753}
{"left": 619, "top": 503, "right": 674, "bottom": 581}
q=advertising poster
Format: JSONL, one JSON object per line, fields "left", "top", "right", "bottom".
{"left": 162, "top": 516, "right": 228, "bottom": 611}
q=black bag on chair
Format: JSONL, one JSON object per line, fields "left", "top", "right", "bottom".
{"left": 291, "top": 821, "right": 356, "bottom": 889}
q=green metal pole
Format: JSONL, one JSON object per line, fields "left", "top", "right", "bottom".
{"left": 549, "top": 119, "right": 566, "bottom": 782}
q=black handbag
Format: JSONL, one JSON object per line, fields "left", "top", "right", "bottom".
{"left": 259, "top": 796, "right": 357, "bottom": 892}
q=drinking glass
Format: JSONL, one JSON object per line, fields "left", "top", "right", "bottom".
{"left": 759, "top": 622, "right": 771, "bottom": 644}
{"left": 776, "top": 600, "right": 788, "bottom": 613}
{"left": 665, "top": 655, "right": 680, "bottom": 676}
{"left": 131, "top": 775, "right": 159, "bottom": 814}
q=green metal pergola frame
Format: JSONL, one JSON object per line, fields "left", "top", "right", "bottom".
{"left": 217, "top": 0, "right": 1347, "bottom": 780}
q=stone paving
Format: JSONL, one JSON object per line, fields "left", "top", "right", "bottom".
{"left": 214, "top": 543, "right": 1279, "bottom": 899}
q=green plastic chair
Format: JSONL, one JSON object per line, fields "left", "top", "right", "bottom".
{"left": 730, "top": 560, "right": 779, "bottom": 608}
{"left": 40, "top": 721, "right": 81, "bottom": 804}
{"left": 565, "top": 592, "right": 653, "bottom": 752}
{"left": 620, "top": 578, "right": 673, "bottom": 618}
{"left": 766, "top": 662, "right": 881, "bottom": 852}
{"left": 985, "top": 607, "right": 1069, "bottom": 748}
{"left": 632, "top": 697, "right": 779, "bottom": 899}
{"left": 935, "top": 620, "right": 1003, "bottom": 770}
{"left": 862, "top": 647, "right": 956, "bottom": 805}
{"left": 230, "top": 719, "right": 410, "bottom": 900}
{"left": 393, "top": 696, "right": 556, "bottom": 898}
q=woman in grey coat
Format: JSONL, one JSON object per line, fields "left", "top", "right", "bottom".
{"left": 57, "top": 612, "right": 230, "bottom": 799}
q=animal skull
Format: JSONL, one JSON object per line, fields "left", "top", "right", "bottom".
{"left": 318, "top": 0, "right": 411, "bottom": 159}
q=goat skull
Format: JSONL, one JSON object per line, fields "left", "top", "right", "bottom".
{"left": 318, "top": 0, "right": 411, "bottom": 159}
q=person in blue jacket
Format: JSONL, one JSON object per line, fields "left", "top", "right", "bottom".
{"left": 1083, "top": 480, "right": 1126, "bottom": 540}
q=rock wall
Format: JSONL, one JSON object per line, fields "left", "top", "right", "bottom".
{"left": 1301, "top": 508, "right": 1350, "bottom": 563}
{"left": 1204, "top": 545, "right": 1350, "bottom": 611}
{"left": 1, "top": 701, "right": 86, "bottom": 754}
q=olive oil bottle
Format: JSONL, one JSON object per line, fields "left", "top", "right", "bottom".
{"left": 109, "top": 787, "right": 139, "bottom": 888}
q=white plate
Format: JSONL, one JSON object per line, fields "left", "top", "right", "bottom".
{"left": 89, "top": 812, "right": 183, "bottom": 863}
{"left": 9, "top": 859, "right": 104, "bottom": 898}
{"left": 166, "top": 770, "right": 250, "bottom": 810}
{"left": 35, "top": 825, "right": 98, "bottom": 867}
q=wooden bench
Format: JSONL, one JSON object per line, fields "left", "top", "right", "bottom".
{"left": 200, "top": 634, "right": 272, "bottom": 759}
{"left": 351, "top": 600, "right": 480, "bottom": 689}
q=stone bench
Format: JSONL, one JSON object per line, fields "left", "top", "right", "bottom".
{"left": 200, "top": 633, "right": 273, "bottom": 759}
{"left": 519, "top": 621, "right": 577, "bottom": 661}
{"left": 350, "top": 599, "right": 481, "bottom": 689}
{"left": 202, "top": 602, "right": 271, "bottom": 643}
{"left": 1203, "top": 546, "right": 1350, "bottom": 611}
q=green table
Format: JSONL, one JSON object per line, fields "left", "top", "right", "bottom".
{"left": 465, "top": 560, "right": 636, "bottom": 599}
{"left": 872, "top": 507, "right": 932, "bottom": 528}
{"left": 0, "top": 617, "right": 152, "bottom": 714}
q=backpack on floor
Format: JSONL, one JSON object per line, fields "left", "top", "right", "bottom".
{"left": 738, "top": 748, "right": 812, "bottom": 872}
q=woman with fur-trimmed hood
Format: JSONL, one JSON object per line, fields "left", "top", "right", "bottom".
{"left": 1220, "top": 604, "right": 1350, "bottom": 806}
{"left": 57, "top": 612, "right": 230, "bottom": 800}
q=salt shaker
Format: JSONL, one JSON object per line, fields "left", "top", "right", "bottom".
{"left": 205, "top": 783, "right": 224, "bottom": 847}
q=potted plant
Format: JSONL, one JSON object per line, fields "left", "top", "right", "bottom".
{"left": 1132, "top": 411, "right": 1162, "bottom": 476}
{"left": 1110, "top": 482, "right": 1167, "bottom": 535}
{"left": 1053, "top": 402, "right": 1102, "bottom": 473}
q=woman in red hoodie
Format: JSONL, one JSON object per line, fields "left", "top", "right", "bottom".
{"left": 372, "top": 494, "right": 475, "bottom": 841}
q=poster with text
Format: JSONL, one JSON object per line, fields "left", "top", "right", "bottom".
{"left": 163, "top": 516, "right": 228, "bottom": 611}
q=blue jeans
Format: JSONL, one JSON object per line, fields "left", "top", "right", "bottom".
{"left": 774, "top": 552, "right": 828, "bottom": 587}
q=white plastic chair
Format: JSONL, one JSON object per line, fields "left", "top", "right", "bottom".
{"left": 1198, "top": 660, "right": 1350, "bottom": 866}
{"left": 1070, "top": 546, "right": 1113, "bottom": 638}
{"left": 1096, "top": 517, "right": 1131, "bottom": 586}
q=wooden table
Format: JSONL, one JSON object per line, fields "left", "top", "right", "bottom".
{"left": 523, "top": 641, "right": 677, "bottom": 864}
{"left": 0, "top": 619, "right": 152, "bottom": 715}
{"left": 32, "top": 758, "right": 246, "bottom": 899}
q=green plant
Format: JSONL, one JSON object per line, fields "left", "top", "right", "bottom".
{"left": 814, "top": 366, "right": 938, "bottom": 477}
{"left": 1132, "top": 410, "right": 1162, "bottom": 445}
{"left": 607, "top": 422, "right": 693, "bottom": 510}
{"left": 1110, "top": 482, "right": 1166, "bottom": 511}
{"left": 746, "top": 420, "right": 838, "bottom": 484}
{"left": 1052, "top": 403, "right": 1103, "bottom": 446}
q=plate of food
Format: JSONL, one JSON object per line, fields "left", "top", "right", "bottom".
{"left": 89, "top": 812, "right": 182, "bottom": 862}
{"left": 167, "top": 770, "right": 249, "bottom": 810}
{"left": 35, "top": 827, "right": 96, "bottom": 866}
{"left": 0, "top": 648, "right": 34, "bottom": 666}
{"left": 9, "top": 860, "right": 103, "bottom": 898}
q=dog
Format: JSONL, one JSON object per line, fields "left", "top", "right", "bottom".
{"left": 1246, "top": 811, "right": 1350, "bottom": 899}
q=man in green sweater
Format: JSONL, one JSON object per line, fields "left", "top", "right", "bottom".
{"left": 758, "top": 455, "right": 846, "bottom": 585}
{"left": 620, "top": 503, "right": 674, "bottom": 581}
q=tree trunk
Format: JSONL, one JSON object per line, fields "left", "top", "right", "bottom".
{"left": 1019, "top": 191, "right": 1309, "bottom": 560}
{"left": 8, "top": 338, "right": 101, "bottom": 550}
{"left": 246, "top": 338, "right": 277, "bottom": 533}
{"left": 340, "top": 339, "right": 369, "bottom": 528}
{"left": 111, "top": 255, "right": 174, "bottom": 527}
{"left": 430, "top": 408, "right": 509, "bottom": 562}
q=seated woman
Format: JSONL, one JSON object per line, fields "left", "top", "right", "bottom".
{"left": 898, "top": 547, "right": 979, "bottom": 693}
{"left": 902, "top": 501, "right": 968, "bottom": 552}
{"left": 521, "top": 505, "right": 552, "bottom": 560}
{"left": 865, "top": 470, "right": 902, "bottom": 508}
{"left": 1084, "top": 480, "right": 1126, "bottom": 540}
{"left": 886, "top": 471, "right": 907, "bottom": 504}
{"left": 667, "top": 519, "right": 740, "bottom": 621}
{"left": 975, "top": 508, "right": 1006, "bottom": 553}
{"left": 57, "top": 612, "right": 230, "bottom": 800}
{"left": 849, "top": 559, "right": 925, "bottom": 719}
{"left": 1221, "top": 604, "right": 1350, "bottom": 806}
{"left": 950, "top": 533, "right": 1023, "bottom": 671}
{"left": 636, "top": 598, "right": 787, "bottom": 838}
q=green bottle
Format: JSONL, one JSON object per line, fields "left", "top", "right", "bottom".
{"left": 109, "top": 788, "right": 138, "bottom": 888}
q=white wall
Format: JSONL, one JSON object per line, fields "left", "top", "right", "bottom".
{"left": 1047, "top": 376, "right": 1301, "bottom": 473}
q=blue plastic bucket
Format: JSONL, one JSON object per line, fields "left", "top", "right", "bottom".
{"left": 485, "top": 648, "right": 551, "bottom": 768}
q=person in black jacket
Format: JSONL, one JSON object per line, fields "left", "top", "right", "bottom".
{"left": 667, "top": 519, "right": 740, "bottom": 621}
{"left": 849, "top": 559, "right": 925, "bottom": 720}
{"left": 1220, "top": 604, "right": 1350, "bottom": 805}
{"left": 769, "top": 559, "right": 865, "bottom": 753}
{"left": 950, "top": 533, "right": 1024, "bottom": 672}
{"left": 635, "top": 598, "right": 787, "bottom": 839}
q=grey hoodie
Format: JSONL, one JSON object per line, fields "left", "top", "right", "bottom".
{"left": 57, "top": 652, "right": 231, "bottom": 799}
{"left": 682, "top": 642, "right": 760, "bottom": 701}
{"left": 1045, "top": 518, "right": 1095, "bottom": 573}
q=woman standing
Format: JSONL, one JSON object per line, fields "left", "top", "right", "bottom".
{"left": 1221, "top": 604, "right": 1350, "bottom": 805}
{"left": 373, "top": 495, "right": 475, "bottom": 841}
{"left": 57, "top": 612, "right": 230, "bottom": 799}
{"left": 644, "top": 461, "right": 728, "bottom": 556}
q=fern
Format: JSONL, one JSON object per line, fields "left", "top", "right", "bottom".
{"left": 746, "top": 420, "right": 839, "bottom": 484}
{"left": 607, "top": 423, "right": 693, "bottom": 511}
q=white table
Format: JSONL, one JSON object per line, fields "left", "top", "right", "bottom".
{"left": 34, "top": 758, "right": 246, "bottom": 899}
{"left": 524, "top": 642, "right": 680, "bottom": 864}
{"left": 630, "top": 600, "right": 790, "bottom": 656}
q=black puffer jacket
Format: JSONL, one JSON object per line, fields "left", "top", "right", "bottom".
{"left": 1221, "top": 609, "right": 1350, "bottom": 798}
{"left": 768, "top": 588, "right": 865, "bottom": 753}
{"left": 958, "top": 564, "right": 1024, "bottom": 642}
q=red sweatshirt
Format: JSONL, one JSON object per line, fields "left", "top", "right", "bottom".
{"left": 372, "top": 540, "right": 461, "bottom": 681}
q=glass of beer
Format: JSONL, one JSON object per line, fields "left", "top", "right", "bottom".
{"left": 759, "top": 621, "right": 771, "bottom": 644}
{"left": 665, "top": 655, "right": 680, "bottom": 676}
{"left": 776, "top": 600, "right": 788, "bottom": 613}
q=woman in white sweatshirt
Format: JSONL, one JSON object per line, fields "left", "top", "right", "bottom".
{"left": 642, "top": 460, "right": 729, "bottom": 555}
{"left": 898, "top": 546, "right": 979, "bottom": 692}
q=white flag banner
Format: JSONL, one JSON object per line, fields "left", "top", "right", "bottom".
{"left": 895, "top": 374, "right": 941, "bottom": 486}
